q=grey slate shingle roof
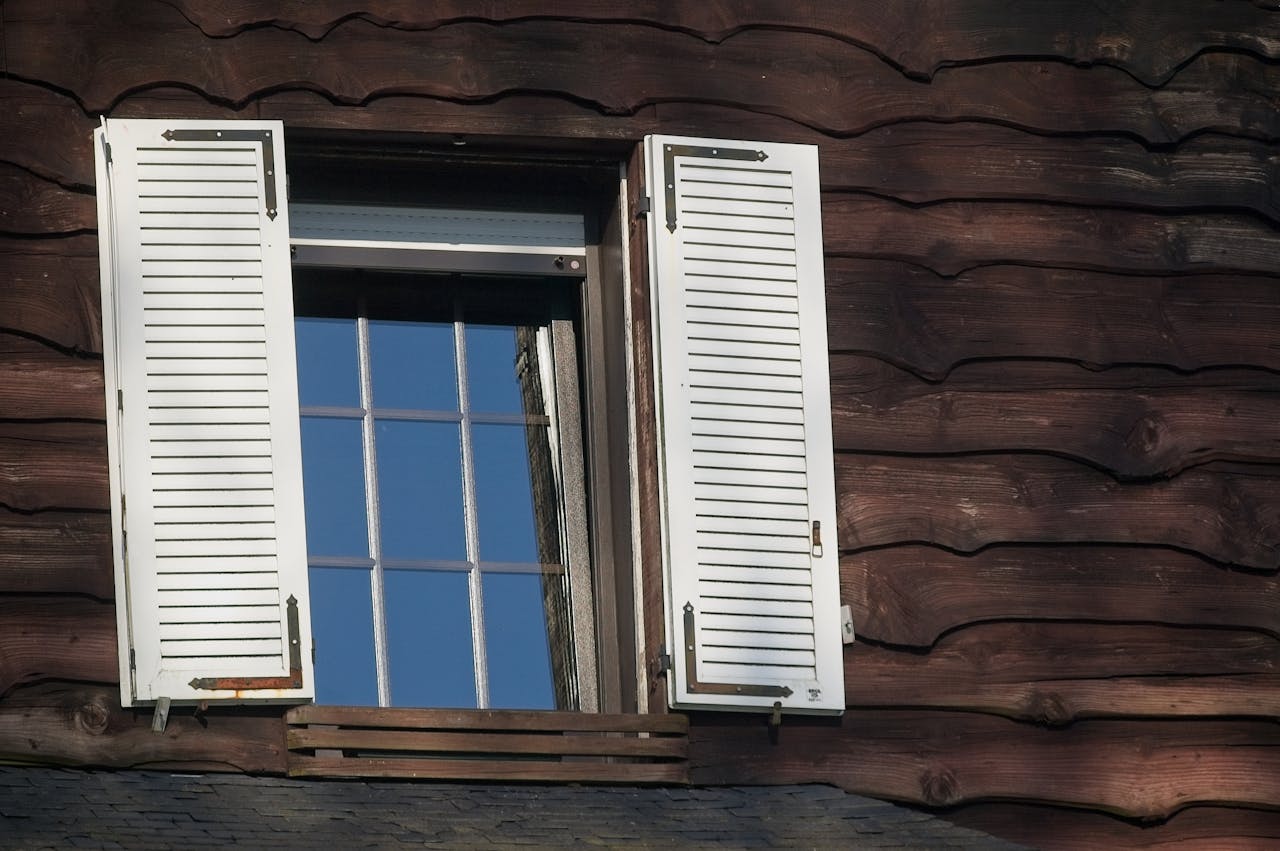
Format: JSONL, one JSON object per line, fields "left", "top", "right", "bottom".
{"left": 0, "top": 766, "right": 1025, "bottom": 849}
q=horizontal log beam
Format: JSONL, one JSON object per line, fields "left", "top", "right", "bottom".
{"left": 689, "top": 712, "right": 1280, "bottom": 818}
{"left": 0, "top": 163, "right": 95, "bottom": 236}
{"left": 823, "top": 196, "right": 1280, "bottom": 276}
{"left": 0, "top": 236, "right": 102, "bottom": 353}
{"left": 836, "top": 456, "right": 1280, "bottom": 570}
{"left": 287, "top": 727, "right": 687, "bottom": 758}
{"left": 0, "top": 422, "right": 108, "bottom": 512}
{"left": 0, "top": 510, "right": 113, "bottom": 597}
{"left": 830, "top": 357, "right": 1280, "bottom": 478}
{"left": 0, "top": 336, "right": 104, "bottom": 420}
{"left": 843, "top": 545, "right": 1279, "bottom": 647}
{"left": 947, "top": 802, "right": 1280, "bottom": 850}
{"left": 288, "top": 755, "right": 686, "bottom": 783}
{"left": 9, "top": 3, "right": 1278, "bottom": 142}
{"left": 824, "top": 259, "right": 1280, "bottom": 376}
{"left": 0, "top": 596, "right": 117, "bottom": 695}
{"left": 848, "top": 623, "right": 1280, "bottom": 722}
{"left": 0, "top": 683, "right": 287, "bottom": 773}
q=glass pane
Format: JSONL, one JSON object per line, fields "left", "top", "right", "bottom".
{"left": 300, "top": 417, "right": 368, "bottom": 558}
{"left": 466, "top": 324, "right": 545, "bottom": 415}
{"left": 473, "top": 423, "right": 560, "bottom": 564}
{"left": 483, "top": 572, "right": 559, "bottom": 710}
{"left": 369, "top": 320, "right": 457, "bottom": 411}
{"left": 376, "top": 421, "right": 466, "bottom": 561}
{"left": 386, "top": 569, "right": 476, "bottom": 707}
{"left": 295, "top": 317, "right": 359, "bottom": 408}
{"left": 309, "top": 567, "right": 378, "bottom": 706}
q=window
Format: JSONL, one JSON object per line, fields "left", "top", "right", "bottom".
{"left": 94, "top": 118, "right": 845, "bottom": 716}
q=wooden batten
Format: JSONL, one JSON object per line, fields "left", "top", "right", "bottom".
{"left": 285, "top": 706, "right": 689, "bottom": 784}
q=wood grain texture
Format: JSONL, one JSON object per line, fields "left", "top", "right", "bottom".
{"left": 0, "top": 510, "right": 113, "bottom": 598}
{"left": 0, "top": 79, "right": 97, "bottom": 187}
{"left": 836, "top": 456, "right": 1280, "bottom": 570}
{"left": 0, "top": 683, "right": 286, "bottom": 772}
{"left": 830, "top": 357, "right": 1280, "bottom": 478}
{"left": 825, "top": 260, "right": 1280, "bottom": 377}
{"left": 844, "top": 545, "right": 1280, "bottom": 647}
{"left": 849, "top": 623, "right": 1280, "bottom": 722}
{"left": 288, "top": 756, "right": 687, "bottom": 783}
{"left": 0, "top": 336, "right": 105, "bottom": 421}
{"left": 9, "top": 3, "right": 1278, "bottom": 142}
{"left": 287, "top": 703, "right": 688, "bottom": 733}
{"left": 287, "top": 727, "right": 687, "bottom": 758}
{"left": 0, "top": 423, "right": 108, "bottom": 512}
{"left": 0, "top": 236, "right": 102, "bottom": 353}
{"left": 946, "top": 803, "right": 1280, "bottom": 851}
{"left": 0, "top": 596, "right": 117, "bottom": 695}
{"left": 0, "top": 163, "right": 96, "bottom": 236}
{"left": 823, "top": 195, "right": 1280, "bottom": 276}
{"left": 164, "top": 0, "right": 1280, "bottom": 85}
{"left": 689, "top": 713, "right": 1280, "bottom": 818}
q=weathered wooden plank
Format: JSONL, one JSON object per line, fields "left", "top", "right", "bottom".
{"left": 948, "top": 803, "right": 1280, "bottom": 851}
{"left": 9, "top": 3, "right": 1278, "bottom": 142}
{"left": 849, "top": 623, "right": 1280, "bottom": 722}
{"left": 823, "top": 195, "right": 1280, "bottom": 276}
{"left": 288, "top": 755, "right": 687, "bottom": 783}
{"left": 835, "top": 457, "right": 1280, "bottom": 570}
{"left": 0, "top": 683, "right": 287, "bottom": 773}
{"left": 286, "top": 703, "right": 688, "bottom": 733}
{"left": 287, "top": 727, "right": 687, "bottom": 758}
{"left": 0, "top": 236, "right": 102, "bottom": 353}
{"left": 0, "top": 79, "right": 97, "bottom": 187}
{"left": 825, "top": 259, "right": 1280, "bottom": 377}
{"left": 0, "top": 162, "right": 96, "bottom": 236}
{"left": 819, "top": 124, "right": 1280, "bottom": 223}
{"left": 0, "top": 596, "right": 117, "bottom": 694}
{"left": 0, "top": 336, "right": 105, "bottom": 421}
{"left": 830, "top": 357, "right": 1280, "bottom": 478}
{"left": 0, "top": 510, "right": 113, "bottom": 598}
{"left": 164, "top": 1, "right": 1280, "bottom": 86}
{"left": 689, "top": 713, "right": 1280, "bottom": 818}
{"left": 844, "top": 545, "right": 1279, "bottom": 647}
{"left": 0, "top": 423, "right": 108, "bottom": 512}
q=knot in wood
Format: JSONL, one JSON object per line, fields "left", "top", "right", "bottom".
{"left": 1124, "top": 411, "right": 1165, "bottom": 458}
{"left": 1026, "top": 689, "right": 1073, "bottom": 727}
{"left": 74, "top": 699, "right": 111, "bottom": 735}
{"left": 920, "top": 766, "right": 960, "bottom": 806}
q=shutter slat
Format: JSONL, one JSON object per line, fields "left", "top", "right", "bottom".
{"left": 647, "top": 134, "right": 843, "bottom": 714}
{"left": 97, "top": 118, "right": 312, "bottom": 706}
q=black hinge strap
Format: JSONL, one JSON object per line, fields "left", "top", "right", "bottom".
{"left": 662, "top": 143, "right": 767, "bottom": 233}
{"left": 682, "top": 602, "right": 792, "bottom": 698}
{"left": 190, "top": 595, "right": 303, "bottom": 691}
{"left": 161, "top": 128, "right": 279, "bottom": 220}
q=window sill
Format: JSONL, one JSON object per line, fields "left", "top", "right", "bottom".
{"left": 284, "top": 704, "right": 688, "bottom": 784}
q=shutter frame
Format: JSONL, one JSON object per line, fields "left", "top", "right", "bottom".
{"left": 644, "top": 134, "right": 844, "bottom": 714}
{"left": 96, "top": 118, "right": 313, "bottom": 706}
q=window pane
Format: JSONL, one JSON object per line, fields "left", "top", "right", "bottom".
{"left": 369, "top": 320, "right": 457, "bottom": 411}
{"left": 300, "top": 417, "right": 368, "bottom": 558}
{"left": 466, "top": 324, "right": 545, "bottom": 415}
{"left": 483, "top": 572, "right": 558, "bottom": 710}
{"left": 376, "top": 421, "right": 466, "bottom": 561}
{"left": 295, "top": 317, "right": 359, "bottom": 407}
{"left": 386, "top": 569, "right": 476, "bottom": 707}
{"left": 473, "top": 423, "right": 561, "bottom": 565}
{"left": 310, "top": 567, "right": 378, "bottom": 706}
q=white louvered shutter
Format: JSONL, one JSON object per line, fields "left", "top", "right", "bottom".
{"left": 95, "top": 118, "right": 313, "bottom": 706}
{"left": 644, "top": 135, "right": 844, "bottom": 714}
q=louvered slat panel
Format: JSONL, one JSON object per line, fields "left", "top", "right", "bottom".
{"left": 646, "top": 135, "right": 843, "bottom": 714}
{"left": 97, "top": 119, "right": 312, "bottom": 705}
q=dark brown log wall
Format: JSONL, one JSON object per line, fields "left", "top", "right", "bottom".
{"left": 1, "top": 2, "right": 1277, "bottom": 847}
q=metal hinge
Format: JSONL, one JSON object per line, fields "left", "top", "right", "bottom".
{"left": 656, "top": 646, "right": 672, "bottom": 674}
{"left": 129, "top": 648, "right": 136, "bottom": 671}
{"left": 117, "top": 389, "right": 123, "bottom": 411}
{"left": 635, "top": 195, "right": 651, "bottom": 217}
{"left": 102, "top": 139, "right": 112, "bottom": 164}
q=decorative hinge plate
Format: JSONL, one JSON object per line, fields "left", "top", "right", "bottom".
{"left": 682, "top": 602, "right": 793, "bottom": 698}
{"left": 161, "top": 127, "right": 279, "bottom": 220}
{"left": 662, "top": 143, "right": 767, "bottom": 233}
{"left": 189, "top": 595, "right": 303, "bottom": 691}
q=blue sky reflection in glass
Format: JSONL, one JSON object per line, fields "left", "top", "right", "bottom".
{"left": 296, "top": 307, "right": 567, "bottom": 710}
